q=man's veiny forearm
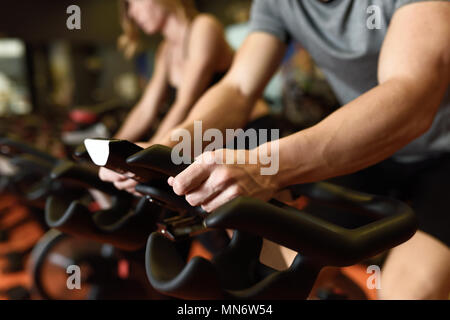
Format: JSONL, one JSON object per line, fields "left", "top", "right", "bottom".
{"left": 274, "top": 77, "right": 446, "bottom": 188}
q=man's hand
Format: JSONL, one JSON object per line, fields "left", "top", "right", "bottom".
{"left": 168, "top": 148, "right": 279, "bottom": 212}
{"left": 98, "top": 167, "right": 141, "bottom": 196}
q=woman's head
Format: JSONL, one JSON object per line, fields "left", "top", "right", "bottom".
{"left": 126, "top": 0, "right": 170, "bottom": 34}
{"left": 118, "top": 0, "right": 196, "bottom": 58}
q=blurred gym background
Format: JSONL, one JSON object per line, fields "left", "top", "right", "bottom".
{"left": 0, "top": 0, "right": 258, "bottom": 152}
{"left": 0, "top": 0, "right": 342, "bottom": 300}
{"left": 0, "top": 0, "right": 339, "bottom": 154}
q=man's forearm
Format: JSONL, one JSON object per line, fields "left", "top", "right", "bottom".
{"left": 274, "top": 77, "right": 446, "bottom": 188}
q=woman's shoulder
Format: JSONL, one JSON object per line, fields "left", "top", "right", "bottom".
{"left": 191, "top": 14, "right": 225, "bottom": 39}
{"left": 188, "top": 14, "right": 233, "bottom": 66}
{"left": 154, "top": 40, "right": 170, "bottom": 68}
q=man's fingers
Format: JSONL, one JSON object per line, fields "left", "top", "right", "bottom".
{"left": 184, "top": 168, "right": 234, "bottom": 207}
{"left": 129, "top": 189, "right": 144, "bottom": 197}
{"left": 99, "top": 167, "right": 127, "bottom": 182}
{"left": 201, "top": 184, "right": 244, "bottom": 213}
{"left": 114, "top": 178, "right": 138, "bottom": 191}
{"left": 172, "top": 161, "right": 212, "bottom": 196}
{"left": 184, "top": 178, "right": 220, "bottom": 207}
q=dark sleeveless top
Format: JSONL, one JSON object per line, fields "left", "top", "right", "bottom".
{"left": 165, "top": 21, "right": 228, "bottom": 104}
{"left": 166, "top": 70, "right": 227, "bottom": 105}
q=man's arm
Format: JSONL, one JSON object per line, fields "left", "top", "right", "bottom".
{"left": 274, "top": 1, "right": 450, "bottom": 188}
{"left": 157, "top": 32, "right": 287, "bottom": 148}
{"left": 171, "top": 1, "right": 450, "bottom": 212}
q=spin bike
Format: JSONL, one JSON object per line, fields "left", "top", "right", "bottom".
{"left": 0, "top": 136, "right": 162, "bottom": 299}
{"left": 77, "top": 138, "right": 418, "bottom": 300}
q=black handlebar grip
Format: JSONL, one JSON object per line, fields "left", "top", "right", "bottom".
{"left": 126, "top": 144, "right": 190, "bottom": 178}
{"left": 84, "top": 139, "right": 164, "bottom": 182}
{"left": 73, "top": 144, "right": 91, "bottom": 162}
{"left": 10, "top": 154, "right": 56, "bottom": 175}
{"left": 45, "top": 196, "right": 146, "bottom": 251}
{"left": 50, "top": 160, "right": 120, "bottom": 195}
{"left": 206, "top": 183, "right": 417, "bottom": 266}
{"left": 0, "top": 136, "right": 57, "bottom": 165}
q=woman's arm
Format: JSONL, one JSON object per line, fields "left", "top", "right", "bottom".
{"left": 97, "top": 43, "right": 169, "bottom": 194}
{"left": 149, "top": 15, "right": 233, "bottom": 144}
{"left": 97, "top": 17, "right": 233, "bottom": 192}
{"left": 114, "top": 43, "right": 169, "bottom": 141}
{"left": 156, "top": 32, "right": 286, "bottom": 148}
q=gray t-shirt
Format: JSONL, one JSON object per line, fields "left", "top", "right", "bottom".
{"left": 249, "top": 0, "right": 450, "bottom": 160}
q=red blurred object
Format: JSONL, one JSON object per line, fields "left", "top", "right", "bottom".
{"left": 118, "top": 259, "right": 130, "bottom": 279}
{"left": 88, "top": 202, "right": 101, "bottom": 212}
{"left": 69, "top": 109, "right": 98, "bottom": 125}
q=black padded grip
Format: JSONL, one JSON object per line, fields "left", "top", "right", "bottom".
{"left": 50, "top": 160, "right": 120, "bottom": 195}
{"left": 10, "top": 154, "right": 56, "bottom": 174}
{"left": 206, "top": 183, "right": 417, "bottom": 266}
{"left": 128, "top": 145, "right": 207, "bottom": 215}
{"left": 146, "top": 232, "right": 224, "bottom": 299}
{"left": 84, "top": 139, "right": 164, "bottom": 182}
{"left": 135, "top": 183, "right": 191, "bottom": 211}
{"left": 45, "top": 195, "right": 159, "bottom": 251}
{"left": 126, "top": 144, "right": 190, "bottom": 178}
{"left": 72, "top": 144, "right": 91, "bottom": 161}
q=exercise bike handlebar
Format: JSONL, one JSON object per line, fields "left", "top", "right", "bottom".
{"left": 0, "top": 136, "right": 58, "bottom": 165}
{"left": 84, "top": 139, "right": 165, "bottom": 182}
{"left": 50, "top": 160, "right": 121, "bottom": 196}
{"left": 9, "top": 153, "right": 56, "bottom": 175}
{"left": 125, "top": 142, "right": 417, "bottom": 265}
{"left": 84, "top": 139, "right": 418, "bottom": 265}
{"left": 207, "top": 190, "right": 417, "bottom": 266}
{"left": 126, "top": 144, "right": 190, "bottom": 177}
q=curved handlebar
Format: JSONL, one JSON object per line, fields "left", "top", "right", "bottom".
{"left": 126, "top": 144, "right": 189, "bottom": 177}
{"left": 207, "top": 184, "right": 417, "bottom": 266}
{"left": 0, "top": 136, "right": 57, "bottom": 165}
{"left": 50, "top": 160, "right": 121, "bottom": 195}
{"left": 9, "top": 154, "right": 56, "bottom": 175}
{"left": 83, "top": 140, "right": 418, "bottom": 264}
{"left": 84, "top": 139, "right": 165, "bottom": 182}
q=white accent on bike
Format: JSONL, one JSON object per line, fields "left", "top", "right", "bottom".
{"left": 84, "top": 139, "right": 110, "bottom": 166}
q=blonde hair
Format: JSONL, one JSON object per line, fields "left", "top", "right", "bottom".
{"left": 118, "top": 0, "right": 197, "bottom": 59}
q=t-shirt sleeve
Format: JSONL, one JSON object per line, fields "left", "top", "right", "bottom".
{"left": 395, "top": 0, "right": 446, "bottom": 10}
{"left": 248, "top": 0, "right": 290, "bottom": 43}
